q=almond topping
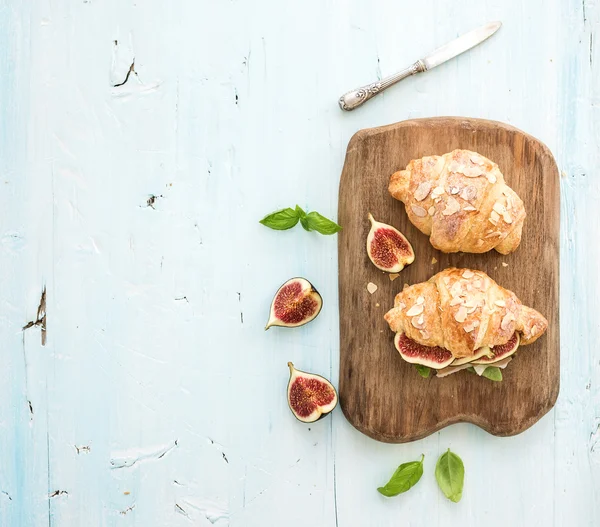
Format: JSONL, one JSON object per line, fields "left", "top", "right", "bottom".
{"left": 503, "top": 212, "right": 513, "bottom": 224}
{"left": 389, "top": 273, "right": 400, "bottom": 281}
{"left": 487, "top": 173, "right": 497, "bottom": 184}
{"left": 450, "top": 296, "right": 464, "bottom": 306}
{"left": 470, "top": 154, "right": 485, "bottom": 165}
{"left": 443, "top": 276, "right": 450, "bottom": 285}
{"left": 502, "top": 262, "right": 509, "bottom": 267}
{"left": 411, "top": 204, "right": 427, "bottom": 217}
{"left": 442, "top": 197, "right": 461, "bottom": 216}
{"left": 397, "top": 302, "right": 406, "bottom": 310}
{"left": 473, "top": 279, "right": 482, "bottom": 289}
{"left": 418, "top": 314, "right": 424, "bottom": 325}
{"left": 454, "top": 306, "right": 468, "bottom": 323}
{"left": 428, "top": 206, "right": 436, "bottom": 216}
{"left": 531, "top": 325, "right": 539, "bottom": 336}
{"left": 464, "top": 321, "right": 478, "bottom": 332}
{"left": 406, "top": 304, "right": 424, "bottom": 317}
{"left": 490, "top": 210, "right": 500, "bottom": 222}
{"left": 485, "top": 231, "right": 502, "bottom": 238}
{"left": 411, "top": 316, "right": 424, "bottom": 329}
{"left": 476, "top": 239, "right": 485, "bottom": 247}
{"left": 463, "top": 205, "right": 477, "bottom": 212}
{"left": 420, "top": 330, "right": 430, "bottom": 340}
{"left": 501, "top": 312, "right": 516, "bottom": 330}
{"left": 467, "top": 306, "right": 478, "bottom": 314}
{"left": 462, "top": 270, "right": 475, "bottom": 279}
{"left": 493, "top": 202, "right": 506, "bottom": 214}
{"left": 416, "top": 296, "right": 425, "bottom": 305}
{"left": 461, "top": 186, "right": 477, "bottom": 200}
{"left": 494, "top": 300, "right": 506, "bottom": 307}
{"left": 367, "top": 282, "right": 378, "bottom": 294}
{"left": 449, "top": 186, "right": 460, "bottom": 195}
{"left": 414, "top": 181, "right": 432, "bottom": 201}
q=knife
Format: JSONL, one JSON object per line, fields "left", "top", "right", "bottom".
{"left": 338, "top": 21, "right": 502, "bottom": 111}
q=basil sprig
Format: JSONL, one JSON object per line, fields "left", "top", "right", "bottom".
{"left": 377, "top": 454, "right": 424, "bottom": 497}
{"left": 414, "top": 364, "right": 431, "bottom": 378}
{"left": 260, "top": 205, "right": 341, "bottom": 235}
{"left": 435, "top": 449, "right": 465, "bottom": 503}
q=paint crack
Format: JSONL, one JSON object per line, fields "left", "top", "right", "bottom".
{"left": 23, "top": 287, "right": 47, "bottom": 345}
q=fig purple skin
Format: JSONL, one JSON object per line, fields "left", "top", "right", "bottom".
{"left": 366, "top": 213, "right": 415, "bottom": 273}
{"left": 287, "top": 363, "right": 337, "bottom": 423}
{"left": 265, "top": 278, "right": 323, "bottom": 330}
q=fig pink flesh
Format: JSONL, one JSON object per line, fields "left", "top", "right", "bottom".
{"left": 289, "top": 377, "right": 336, "bottom": 418}
{"left": 273, "top": 282, "right": 319, "bottom": 324}
{"left": 396, "top": 333, "right": 453, "bottom": 365}
{"left": 370, "top": 228, "right": 411, "bottom": 269}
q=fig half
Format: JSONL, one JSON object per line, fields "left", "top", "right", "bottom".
{"left": 265, "top": 278, "right": 323, "bottom": 329}
{"left": 366, "top": 213, "right": 415, "bottom": 273}
{"left": 394, "top": 332, "right": 454, "bottom": 369}
{"left": 472, "top": 332, "right": 520, "bottom": 365}
{"left": 287, "top": 362, "right": 338, "bottom": 423}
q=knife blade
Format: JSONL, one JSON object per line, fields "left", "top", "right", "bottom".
{"left": 338, "top": 21, "right": 502, "bottom": 111}
{"left": 422, "top": 21, "right": 502, "bottom": 70}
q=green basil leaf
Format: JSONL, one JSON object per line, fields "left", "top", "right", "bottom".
{"left": 305, "top": 211, "right": 342, "bottom": 235}
{"left": 259, "top": 208, "right": 299, "bottom": 230}
{"left": 414, "top": 364, "right": 431, "bottom": 378}
{"left": 435, "top": 449, "right": 464, "bottom": 503}
{"left": 295, "top": 204, "right": 307, "bottom": 218}
{"left": 482, "top": 366, "right": 502, "bottom": 382}
{"left": 377, "top": 454, "right": 424, "bottom": 497}
{"left": 299, "top": 216, "right": 310, "bottom": 231}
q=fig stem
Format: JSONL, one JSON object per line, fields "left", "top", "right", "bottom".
{"left": 287, "top": 362, "right": 295, "bottom": 374}
{"left": 367, "top": 212, "right": 375, "bottom": 223}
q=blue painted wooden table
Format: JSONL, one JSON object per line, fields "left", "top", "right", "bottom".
{"left": 1, "top": 0, "right": 598, "bottom": 525}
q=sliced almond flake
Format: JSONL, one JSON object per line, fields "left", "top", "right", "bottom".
{"left": 411, "top": 316, "right": 424, "bottom": 329}
{"left": 463, "top": 301, "right": 475, "bottom": 308}
{"left": 406, "top": 304, "right": 424, "bottom": 317}
{"left": 449, "top": 186, "right": 460, "bottom": 195}
{"left": 531, "top": 325, "right": 539, "bottom": 336}
{"left": 493, "top": 202, "right": 506, "bottom": 214}
{"left": 494, "top": 300, "right": 506, "bottom": 307}
{"left": 470, "top": 153, "right": 485, "bottom": 165}
{"left": 375, "top": 303, "right": 380, "bottom": 307}
{"left": 506, "top": 196, "right": 513, "bottom": 210}
{"left": 459, "top": 164, "right": 485, "bottom": 177}
{"left": 463, "top": 205, "right": 477, "bottom": 212}
{"left": 397, "top": 302, "right": 406, "bottom": 310}
{"left": 418, "top": 314, "right": 424, "bottom": 325}
{"left": 486, "top": 173, "right": 497, "bottom": 184}
{"left": 443, "top": 276, "right": 450, "bottom": 285}
{"left": 503, "top": 212, "right": 513, "bottom": 224}
{"left": 489, "top": 218, "right": 498, "bottom": 226}
{"left": 411, "top": 204, "right": 427, "bottom": 217}
{"left": 464, "top": 321, "right": 478, "bottom": 332}
{"left": 431, "top": 257, "right": 438, "bottom": 264}
{"left": 476, "top": 239, "right": 485, "bottom": 247}
{"left": 485, "top": 231, "right": 502, "bottom": 238}
{"left": 428, "top": 206, "right": 436, "bottom": 216}
{"left": 502, "top": 262, "right": 509, "bottom": 267}
{"left": 501, "top": 312, "right": 516, "bottom": 330}
{"left": 449, "top": 296, "right": 464, "bottom": 306}
{"left": 473, "top": 279, "right": 482, "bottom": 289}
{"left": 454, "top": 305, "right": 468, "bottom": 323}
{"left": 462, "top": 270, "right": 475, "bottom": 279}
{"left": 416, "top": 296, "right": 425, "bottom": 305}
{"left": 490, "top": 210, "right": 500, "bottom": 222}
{"left": 413, "top": 181, "right": 432, "bottom": 201}
{"left": 420, "top": 330, "right": 430, "bottom": 340}
{"left": 442, "top": 197, "right": 461, "bottom": 216}
{"left": 472, "top": 320, "right": 480, "bottom": 327}
{"left": 460, "top": 186, "right": 477, "bottom": 201}
{"left": 389, "top": 273, "right": 400, "bottom": 281}
{"left": 467, "top": 306, "right": 478, "bottom": 314}
{"left": 367, "top": 282, "right": 378, "bottom": 294}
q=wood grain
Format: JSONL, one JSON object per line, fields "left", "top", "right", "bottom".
{"left": 338, "top": 117, "right": 560, "bottom": 443}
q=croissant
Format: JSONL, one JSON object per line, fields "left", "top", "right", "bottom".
{"left": 384, "top": 268, "right": 547, "bottom": 369}
{"left": 389, "top": 149, "right": 525, "bottom": 254}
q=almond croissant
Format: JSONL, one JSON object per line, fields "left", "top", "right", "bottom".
{"left": 389, "top": 149, "right": 525, "bottom": 254}
{"left": 384, "top": 268, "right": 547, "bottom": 361}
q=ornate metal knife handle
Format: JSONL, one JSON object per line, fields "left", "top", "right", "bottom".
{"left": 338, "top": 60, "right": 426, "bottom": 111}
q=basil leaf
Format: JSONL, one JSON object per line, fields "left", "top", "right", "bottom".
{"left": 482, "top": 366, "right": 502, "bottom": 382}
{"left": 295, "top": 204, "right": 307, "bottom": 218}
{"left": 305, "top": 211, "right": 342, "bottom": 235}
{"left": 259, "top": 208, "right": 299, "bottom": 230}
{"left": 377, "top": 454, "right": 424, "bottom": 497}
{"left": 414, "top": 364, "right": 431, "bottom": 378}
{"left": 435, "top": 449, "right": 464, "bottom": 503}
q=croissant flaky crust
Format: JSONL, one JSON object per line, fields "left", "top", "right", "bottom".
{"left": 384, "top": 268, "right": 547, "bottom": 359}
{"left": 389, "top": 149, "right": 525, "bottom": 254}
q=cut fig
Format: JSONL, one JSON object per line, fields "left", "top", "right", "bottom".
{"left": 472, "top": 332, "right": 520, "bottom": 365}
{"left": 265, "top": 278, "right": 322, "bottom": 329}
{"left": 394, "top": 332, "right": 454, "bottom": 369}
{"left": 366, "top": 213, "right": 415, "bottom": 273}
{"left": 287, "top": 362, "right": 338, "bottom": 423}
{"left": 450, "top": 346, "right": 493, "bottom": 366}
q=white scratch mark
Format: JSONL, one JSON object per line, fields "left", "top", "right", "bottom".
{"left": 110, "top": 439, "right": 178, "bottom": 469}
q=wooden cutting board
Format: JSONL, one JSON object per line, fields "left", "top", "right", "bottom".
{"left": 337, "top": 117, "right": 559, "bottom": 443}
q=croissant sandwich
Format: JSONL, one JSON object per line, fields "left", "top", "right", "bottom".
{"left": 389, "top": 149, "right": 525, "bottom": 254}
{"left": 384, "top": 268, "right": 547, "bottom": 378}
